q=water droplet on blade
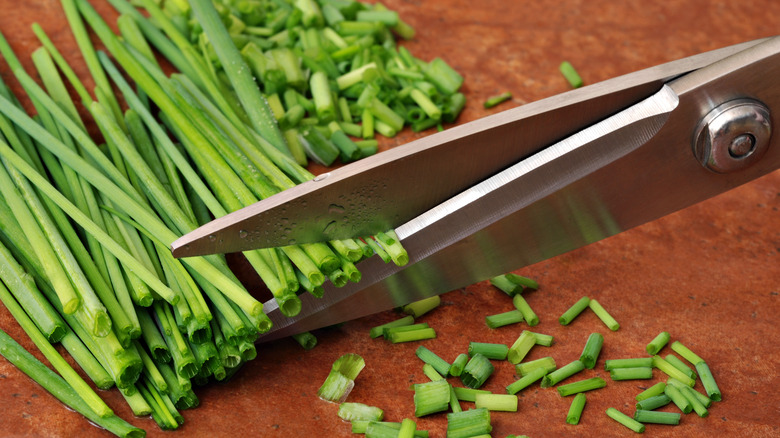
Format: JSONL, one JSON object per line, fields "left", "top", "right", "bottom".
{"left": 314, "top": 173, "right": 331, "bottom": 182}
{"left": 328, "top": 204, "right": 345, "bottom": 214}
{"left": 323, "top": 220, "right": 336, "bottom": 235}
{"left": 208, "top": 234, "right": 216, "bottom": 242}
{"left": 239, "top": 230, "right": 248, "bottom": 239}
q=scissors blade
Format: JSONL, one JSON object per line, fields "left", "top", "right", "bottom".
{"left": 258, "top": 35, "right": 780, "bottom": 341}
{"left": 171, "top": 39, "right": 767, "bottom": 257}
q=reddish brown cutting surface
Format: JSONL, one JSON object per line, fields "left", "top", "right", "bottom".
{"left": 0, "top": 1, "right": 778, "bottom": 437}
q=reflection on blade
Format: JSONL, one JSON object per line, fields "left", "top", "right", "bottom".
{"left": 258, "top": 86, "right": 679, "bottom": 341}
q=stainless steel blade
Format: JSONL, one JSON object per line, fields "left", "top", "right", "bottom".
{"left": 258, "top": 35, "right": 780, "bottom": 341}
{"left": 171, "top": 40, "right": 766, "bottom": 257}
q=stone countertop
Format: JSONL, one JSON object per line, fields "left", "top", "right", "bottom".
{"left": 0, "top": 0, "right": 778, "bottom": 437}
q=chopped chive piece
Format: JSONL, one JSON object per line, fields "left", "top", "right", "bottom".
{"left": 506, "top": 366, "right": 547, "bottom": 395}
{"left": 338, "top": 402, "right": 384, "bottom": 422}
{"left": 468, "top": 342, "right": 508, "bottom": 360}
{"left": 416, "top": 345, "right": 451, "bottom": 377}
{"left": 633, "top": 409, "right": 680, "bottom": 425}
{"left": 384, "top": 323, "right": 430, "bottom": 340}
{"left": 646, "top": 331, "right": 670, "bottom": 355}
{"left": 449, "top": 353, "right": 469, "bottom": 377}
{"left": 557, "top": 377, "right": 606, "bottom": 397}
{"left": 292, "top": 332, "right": 318, "bottom": 350}
{"left": 413, "top": 379, "right": 450, "bottom": 417}
{"left": 560, "top": 61, "right": 584, "bottom": 88}
{"left": 452, "top": 387, "right": 491, "bottom": 402}
{"left": 605, "top": 407, "right": 645, "bottom": 433}
{"left": 579, "top": 333, "right": 604, "bottom": 369}
{"left": 403, "top": 295, "right": 440, "bottom": 318}
{"left": 507, "top": 331, "right": 536, "bottom": 364}
{"left": 475, "top": 393, "right": 517, "bottom": 412}
{"left": 424, "top": 58, "right": 463, "bottom": 95}
{"left": 695, "top": 361, "right": 721, "bottom": 401}
{"left": 369, "top": 315, "right": 414, "bottom": 339}
{"left": 663, "top": 383, "right": 693, "bottom": 414}
{"left": 566, "top": 393, "right": 587, "bottom": 425}
{"left": 605, "top": 358, "right": 654, "bottom": 370}
{"left": 559, "top": 296, "right": 590, "bottom": 325}
{"left": 651, "top": 355, "right": 695, "bottom": 387}
{"left": 636, "top": 382, "right": 667, "bottom": 401}
{"left": 422, "top": 363, "right": 444, "bottom": 382}
{"left": 667, "top": 378, "right": 713, "bottom": 408}
{"left": 664, "top": 354, "right": 697, "bottom": 380}
{"left": 529, "top": 331, "right": 554, "bottom": 347}
{"left": 515, "top": 356, "right": 557, "bottom": 377}
{"left": 670, "top": 341, "right": 705, "bottom": 365}
{"left": 512, "top": 295, "right": 539, "bottom": 327}
{"left": 588, "top": 299, "right": 619, "bottom": 331}
{"left": 635, "top": 394, "right": 672, "bottom": 411}
{"left": 317, "top": 353, "right": 365, "bottom": 402}
{"left": 461, "top": 353, "right": 494, "bottom": 389}
{"left": 490, "top": 274, "right": 522, "bottom": 296}
{"left": 398, "top": 418, "right": 417, "bottom": 438}
{"left": 610, "top": 367, "right": 653, "bottom": 381}
{"left": 541, "top": 360, "right": 585, "bottom": 388}
{"left": 504, "top": 273, "right": 539, "bottom": 290}
{"left": 483, "top": 92, "right": 512, "bottom": 109}
{"left": 364, "top": 421, "right": 429, "bottom": 438}
{"left": 485, "top": 310, "right": 523, "bottom": 329}
{"left": 389, "top": 327, "right": 436, "bottom": 344}
{"left": 446, "top": 408, "right": 492, "bottom": 438}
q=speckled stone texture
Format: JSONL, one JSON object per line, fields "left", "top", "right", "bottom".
{"left": 0, "top": 1, "right": 778, "bottom": 437}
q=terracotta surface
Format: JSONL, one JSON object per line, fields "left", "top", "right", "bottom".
{"left": 0, "top": 1, "right": 779, "bottom": 437}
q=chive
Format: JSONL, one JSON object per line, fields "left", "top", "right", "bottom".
{"left": 483, "top": 92, "right": 512, "bottom": 109}
{"left": 579, "top": 333, "right": 604, "bottom": 369}
{"left": 338, "top": 402, "right": 384, "bottom": 422}
{"left": 566, "top": 392, "right": 587, "bottom": 425}
{"left": 635, "top": 382, "right": 666, "bottom": 401}
{"left": 442, "top": 92, "right": 467, "bottom": 123}
{"left": 389, "top": 327, "right": 436, "bottom": 344}
{"left": 292, "top": 332, "right": 318, "bottom": 350}
{"left": 422, "top": 363, "right": 444, "bottom": 382}
{"left": 541, "top": 360, "right": 585, "bottom": 388}
{"left": 515, "top": 356, "right": 557, "bottom": 377}
{"left": 446, "top": 408, "right": 492, "bottom": 438}
{"left": 588, "top": 299, "right": 619, "bottom": 331}
{"left": 449, "top": 353, "right": 469, "bottom": 377}
{"left": 317, "top": 353, "right": 365, "bottom": 402}
{"left": 507, "top": 330, "right": 536, "bottom": 364}
{"left": 300, "top": 127, "right": 340, "bottom": 166}
{"left": 410, "top": 89, "right": 441, "bottom": 119}
{"left": 663, "top": 383, "right": 693, "bottom": 414}
{"left": 670, "top": 341, "right": 705, "bottom": 366}
{"left": 461, "top": 353, "right": 494, "bottom": 389}
{"left": 424, "top": 58, "right": 463, "bottom": 95}
{"left": 356, "top": 10, "right": 399, "bottom": 26}
{"left": 664, "top": 354, "right": 697, "bottom": 380}
{"left": 468, "top": 342, "right": 509, "bottom": 361}
{"left": 605, "top": 407, "right": 645, "bottom": 433}
{"left": 489, "top": 274, "right": 522, "bottom": 296}
{"left": 330, "top": 130, "right": 360, "bottom": 162}
{"left": 633, "top": 409, "right": 680, "bottom": 425}
{"left": 557, "top": 377, "right": 606, "bottom": 397}
{"left": 604, "top": 358, "right": 654, "bottom": 370}
{"left": 610, "top": 367, "right": 653, "bottom": 381}
{"left": 368, "top": 98, "right": 405, "bottom": 133}
{"left": 485, "top": 310, "right": 523, "bottom": 329}
{"left": 475, "top": 393, "right": 517, "bottom": 412}
{"left": 667, "top": 378, "right": 713, "bottom": 409}
{"left": 383, "top": 323, "right": 430, "bottom": 340}
{"left": 646, "top": 331, "right": 670, "bottom": 355}
{"left": 415, "top": 345, "right": 451, "bottom": 377}
{"left": 398, "top": 418, "right": 417, "bottom": 438}
{"left": 559, "top": 296, "right": 590, "bottom": 325}
{"left": 695, "top": 361, "right": 721, "bottom": 401}
{"left": 635, "top": 394, "right": 672, "bottom": 411}
{"left": 356, "top": 139, "right": 378, "bottom": 157}
{"left": 506, "top": 366, "right": 547, "bottom": 395}
{"left": 402, "top": 295, "right": 440, "bottom": 318}
{"left": 651, "top": 355, "right": 695, "bottom": 387}
{"left": 512, "top": 294, "right": 539, "bottom": 326}
{"left": 364, "top": 422, "right": 429, "bottom": 438}
{"left": 413, "top": 379, "right": 450, "bottom": 417}
{"left": 0, "top": 329, "right": 143, "bottom": 437}
{"left": 369, "top": 315, "right": 414, "bottom": 339}
{"left": 452, "top": 386, "right": 491, "bottom": 402}
{"left": 0, "top": 282, "right": 112, "bottom": 418}
{"left": 560, "top": 61, "right": 584, "bottom": 88}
